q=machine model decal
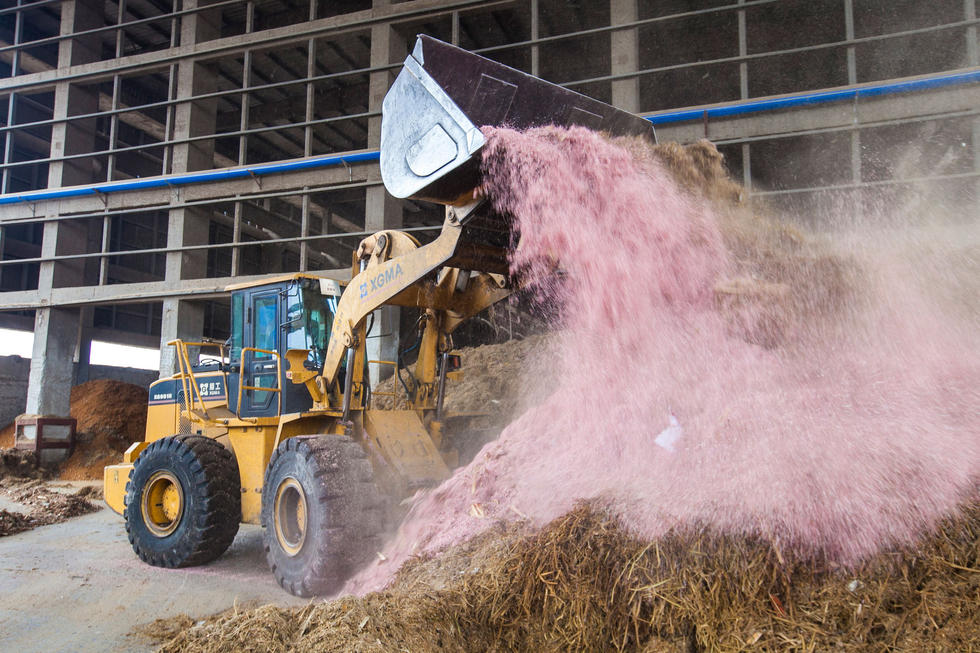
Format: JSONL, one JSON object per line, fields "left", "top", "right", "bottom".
{"left": 359, "top": 263, "right": 404, "bottom": 299}
{"left": 197, "top": 379, "right": 226, "bottom": 400}
{"left": 147, "top": 376, "right": 225, "bottom": 405}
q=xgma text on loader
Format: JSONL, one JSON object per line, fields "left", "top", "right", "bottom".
{"left": 103, "top": 36, "right": 655, "bottom": 597}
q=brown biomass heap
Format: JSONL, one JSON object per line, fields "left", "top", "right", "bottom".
{"left": 0, "top": 379, "right": 148, "bottom": 480}
{"left": 141, "top": 501, "right": 979, "bottom": 652}
{"left": 0, "top": 479, "right": 99, "bottom": 537}
{"left": 60, "top": 379, "right": 148, "bottom": 480}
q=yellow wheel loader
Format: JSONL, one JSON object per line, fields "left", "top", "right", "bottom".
{"left": 103, "top": 36, "right": 655, "bottom": 597}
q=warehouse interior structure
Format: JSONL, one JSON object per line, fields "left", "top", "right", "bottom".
{"left": 0, "top": 0, "right": 977, "bottom": 419}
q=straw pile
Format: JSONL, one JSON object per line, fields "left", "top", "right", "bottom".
{"left": 644, "top": 138, "right": 862, "bottom": 349}
{"left": 60, "top": 379, "right": 148, "bottom": 480}
{"left": 142, "top": 499, "right": 978, "bottom": 652}
{"left": 0, "top": 478, "right": 99, "bottom": 536}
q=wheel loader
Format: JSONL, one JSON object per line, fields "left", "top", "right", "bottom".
{"left": 103, "top": 36, "right": 655, "bottom": 597}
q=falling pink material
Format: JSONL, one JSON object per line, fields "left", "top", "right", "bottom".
{"left": 348, "top": 126, "right": 980, "bottom": 594}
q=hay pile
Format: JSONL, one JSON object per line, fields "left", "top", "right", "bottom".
{"left": 137, "top": 138, "right": 977, "bottom": 652}
{"left": 375, "top": 334, "right": 551, "bottom": 416}
{"left": 0, "top": 478, "right": 99, "bottom": 536}
{"left": 373, "top": 334, "right": 554, "bottom": 464}
{"left": 0, "top": 447, "right": 47, "bottom": 479}
{"left": 0, "top": 379, "right": 148, "bottom": 480}
{"left": 656, "top": 140, "right": 861, "bottom": 349}
{"left": 60, "top": 379, "right": 148, "bottom": 480}
{"left": 140, "top": 501, "right": 978, "bottom": 652}
{"left": 0, "top": 422, "right": 14, "bottom": 448}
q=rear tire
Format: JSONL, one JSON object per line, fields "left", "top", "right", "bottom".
{"left": 261, "top": 435, "right": 385, "bottom": 597}
{"left": 125, "top": 435, "right": 241, "bottom": 568}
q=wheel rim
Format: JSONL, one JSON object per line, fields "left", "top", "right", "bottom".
{"left": 142, "top": 470, "right": 184, "bottom": 537}
{"left": 274, "top": 477, "right": 308, "bottom": 556}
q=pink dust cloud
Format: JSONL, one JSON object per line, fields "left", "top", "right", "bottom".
{"left": 347, "top": 126, "right": 980, "bottom": 594}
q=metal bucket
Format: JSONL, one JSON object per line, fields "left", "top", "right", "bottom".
{"left": 380, "top": 35, "right": 656, "bottom": 205}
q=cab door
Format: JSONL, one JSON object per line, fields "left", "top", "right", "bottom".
{"left": 241, "top": 289, "right": 281, "bottom": 416}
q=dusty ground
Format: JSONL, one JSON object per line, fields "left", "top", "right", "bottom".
{"left": 0, "top": 495, "right": 305, "bottom": 653}
{"left": 62, "top": 379, "right": 148, "bottom": 480}
{"left": 0, "top": 378, "right": 304, "bottom": 653}
{"left": 0, "top": 379, "right": 148, "bottom": 482}
{"left": 140, "top": 502, "right": 980, "bottom": 652}
{"left": 0, "top": 476, "right": 99, "bottom": 536}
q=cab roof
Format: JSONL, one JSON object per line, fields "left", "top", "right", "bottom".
{"left": 224, "top": 271, "right": 349, "bottom": 292}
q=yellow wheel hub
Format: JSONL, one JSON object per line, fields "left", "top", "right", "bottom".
{"left": 142, "top": 470, "right": 184, "bottom": 537}
{"left": 274, "top": 477, "right": 308, "bottom": 557}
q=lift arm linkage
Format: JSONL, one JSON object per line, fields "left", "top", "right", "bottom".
{"left": 319, "top": 207, "right": 469, "bottom": 389}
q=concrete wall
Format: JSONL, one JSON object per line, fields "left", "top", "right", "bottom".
{"left": 0, "top": 355, "right": 157, "bottom": 429}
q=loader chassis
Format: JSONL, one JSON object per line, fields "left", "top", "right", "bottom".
{"left": 103, "top": 34, "right": 654, "bottom": 597}
{"left": 104, "top": 210, "right": 513, "bottom": 595}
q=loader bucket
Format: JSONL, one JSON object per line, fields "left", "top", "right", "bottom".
{"left": 380, "top": 35, "right": 656, "bottom": 205}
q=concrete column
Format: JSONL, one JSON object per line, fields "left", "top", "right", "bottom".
{"left": 159, "top": 299, "right": 206, "bottom": 377}
{"left": 968, "top": 0, "right": 978, "bottom": 66}
{"left": 530, "top": 0, "right": 539, "bottom": 77}
{"left": 25, "top": 0, "right": 104, "bottom": 416}
{"left": 610, "top": 0, "right": 639, "bottom": 112}
{"left": 367, "top": 1, "right": 406, "bottom": 149}
{"left": 26, "top": 308, "right": 78, "bottom": 415}
{"left": 158, "top": 0, "right": 220, "bottom": 377}
{"left": 74, "top": 307, "right": 94, "bottom": 386}
{"left": 738, "top": 0, "right": 748, "bottom": 99}
{"left": 967, "top": 1, "right": 979, "bottom": 209}
{"left": 738, "top": 1, "right": 751, "bottom": 194}
{"left": 844, "top": 0, "right": 862, "bottom": 216}
{"left": 366, "top": 3, "right": 405, "bottom": 383}
{"left": 364, "top": 189, "right": 403, "bottom": 385}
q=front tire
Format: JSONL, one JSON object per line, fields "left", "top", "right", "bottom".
{"left": 262, "top": 435, "right": 385, "bottom": 597}
{"left": 125, "top": 435, "right": 241, "bottom": 568}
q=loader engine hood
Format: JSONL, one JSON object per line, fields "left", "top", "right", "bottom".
{"left": 380, "top": 35, "right": 656, "bottom": 205}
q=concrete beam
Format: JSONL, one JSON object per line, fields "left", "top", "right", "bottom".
{"left": 648, "top": 75, "right": 980, "bottom": 145}
{"left": 25, "top": 306, "right": 78, "bottom": 415}
{"left": 610, "top": 0, "right": 639, "bottom": 113}
{"left": 0, "top": 268, "right": 350, "bottom": 311}
{"left": 0, "top": 158, "right": 381, "bottom": 222}
{"left": 0, "top": 45, "right": 51, "bottom": 75}
{"left": 0, "top": 0, "right": 505, "bottom": 95}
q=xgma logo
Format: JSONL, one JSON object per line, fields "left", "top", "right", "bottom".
{"left": 360, "top": 263, "right": 404, "bottom": 299}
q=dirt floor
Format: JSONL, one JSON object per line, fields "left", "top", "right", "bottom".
{"left": 3, "top": 139, "right": 976, "bottom": 651}
{"left": 138, "top": 501, "right": 980, "bottom": 652}
{"left": 0, "top": 476, "right": 99, "bottom": 536}
{"left": 0, "top": 379, "right": 149, "bottom": 540}
{"left": 0, "top": 379, "right": 147, "bottom": 482}
{"left": 0, "top": 378, "right": 304, "bottom": 653}
{"left": 0, "top": 502, "right": 305, "bottom": 653}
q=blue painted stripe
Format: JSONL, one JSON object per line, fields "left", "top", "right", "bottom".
{"left": 0, "top": 150, "right": 382, "bottom": 205}
{"left": 646, "top": 69, "right": 980, "bottom": 125}
{"left": 0, "top": 69, "right": 977, "bottom": 206}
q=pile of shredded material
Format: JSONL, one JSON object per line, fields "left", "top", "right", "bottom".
{"left": 134, "top": 134, "right": 979, "bottom": 651}
{"left": 60, "top": 379, "right": 148, "bottom": 480}
{"left": 0, "top": 379, "right": 141, "bottom": 535}
{"left": 0, "top": 478, "right": 99, "bottom": 537}
{"left": 0, "top": 447, "right": 46, "bottom": 479}
{"left": 140, "top": 501, "right": 979, "bottom": 652}
{"left": 0, "top": 379, "right": 148, "bottom": 480}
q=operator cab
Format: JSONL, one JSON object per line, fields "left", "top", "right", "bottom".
{"left": 225, "top": 273, "right": 344, "bottom": 418}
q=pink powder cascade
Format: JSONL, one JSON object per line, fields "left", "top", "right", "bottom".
{"left": 348, "top": 126, "right": 980, "bottom": 594}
